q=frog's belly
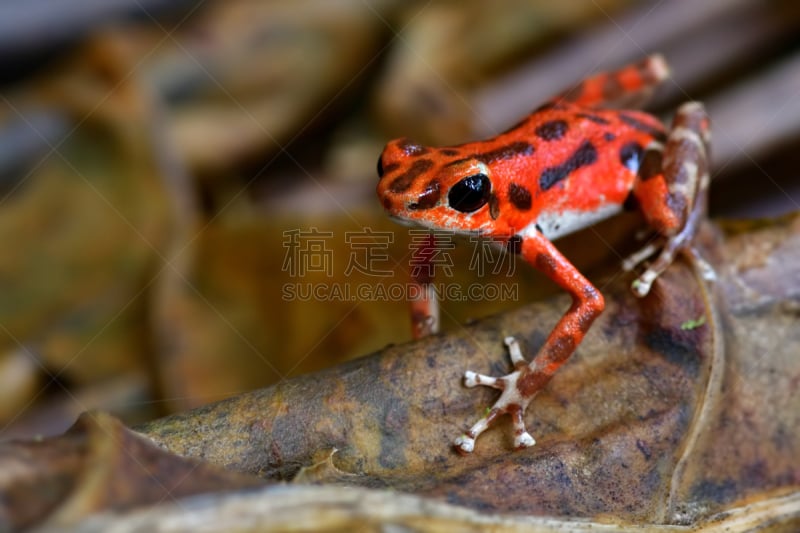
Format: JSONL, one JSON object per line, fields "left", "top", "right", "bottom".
{"left": 524, "top": 203, "right": 623, "bottom": 241}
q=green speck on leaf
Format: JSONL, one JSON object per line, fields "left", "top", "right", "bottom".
{"left": 681, "top": 315, "right": 706, "bottom": 330}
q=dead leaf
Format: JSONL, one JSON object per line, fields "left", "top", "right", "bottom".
{"left": 42, "top": 485, "right": 800, "bottom": 533}
{"left": 0, "top": 412, "right": 263, "bottom": 531}
{"left": 135, "top": 218, "right": 799, "bottom": 525}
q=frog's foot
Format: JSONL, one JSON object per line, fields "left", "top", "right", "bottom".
{"left": 621, "top": 195, "right": 715, "bottom": 297}
{"left": 621, "top": 235, "right": 677, "bottom": 297}
{"left": 453, "top": 336, "right": 537, "bottom": 454}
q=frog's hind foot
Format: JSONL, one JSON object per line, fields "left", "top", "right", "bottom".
{"left": 623, "top": 235, "right": 681, "bottom": 297}
{"left": 624, "top": 228, "right": 716, "bottom": 294}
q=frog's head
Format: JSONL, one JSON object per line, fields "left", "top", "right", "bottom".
{"left": 376, "top": 137, "right": 508, "bottom": 235}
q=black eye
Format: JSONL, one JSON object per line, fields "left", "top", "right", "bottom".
{"left": 377, "top": 156, "right": 385, "bottom": 178}
{"left": 448, "top": 173, "right": 491, "bottom": 213}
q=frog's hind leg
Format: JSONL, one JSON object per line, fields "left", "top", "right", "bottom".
{"left": 548, "top": 54, "right": 670, "bottom": 110}
{"left": 624, "top": 101, "right": 713, "bottom": 296}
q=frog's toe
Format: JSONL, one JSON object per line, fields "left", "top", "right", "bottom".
{"left": 515, "top": 431, "right": 536, "bottom": 449}
{"left": 453, "top": 434, "right": 475, "bottom": 454}
{"left": 622, "top": 241, "right": 660, "bottom": 272}
{"left": 463, "top": 370, "right": 502, "bottom": 389}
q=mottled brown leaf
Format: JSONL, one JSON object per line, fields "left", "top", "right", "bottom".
{"left": 0, "top": 412, "right": 263, "bottom": 531}
{"left": 48, "top": 485, "right": 800, "bottom": 533}
{"left": 135, "top": 217, "right": 799, "bottom": 525}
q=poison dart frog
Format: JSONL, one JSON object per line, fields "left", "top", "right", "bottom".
{"left": 375, "top": 55, "right": 712, "bottom": 454}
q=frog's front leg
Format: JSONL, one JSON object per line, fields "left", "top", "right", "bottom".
{"left": 454, "top": 233, "right": 604, "bottom": 453}
{"left": 409, "top": 231, "right": 439, "bottom": 338}
{"left": 624, "top": 101, "right": 712, "bottom": 296}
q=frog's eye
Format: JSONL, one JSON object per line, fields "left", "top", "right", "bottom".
{"left": 377, "top": 156, "right": 385, "bottom": 178}
{"left": 448, "top": 173, "right": 491, "bottom": 213}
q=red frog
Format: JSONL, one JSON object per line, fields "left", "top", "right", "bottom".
{"left": 376, "top": 55, "right": 712, "bottom": 453}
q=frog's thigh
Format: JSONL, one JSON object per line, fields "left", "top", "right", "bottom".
{"left": 633, "top": 102, "right": 710, "bottom": 236}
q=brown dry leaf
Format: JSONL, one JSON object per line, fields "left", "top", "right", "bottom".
{"left": 0, "top": 411, "right": 264, "bottom": 531}
{"left": 42, "top": 485, "right": 800, "bottom": 533}
{"left": 132, "top": 217, "right": 798, "bottom": 527}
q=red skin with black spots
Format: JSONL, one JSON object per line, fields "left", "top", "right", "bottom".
{"left": 378, "top": 107, "right": 662, "bottom": 239}
{"left": 376, "top": 55, "right": 711, "bottom": 453}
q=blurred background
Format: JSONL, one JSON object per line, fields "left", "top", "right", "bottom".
{"left": 0, "top": 0, "right": 798, "bottom": 440}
